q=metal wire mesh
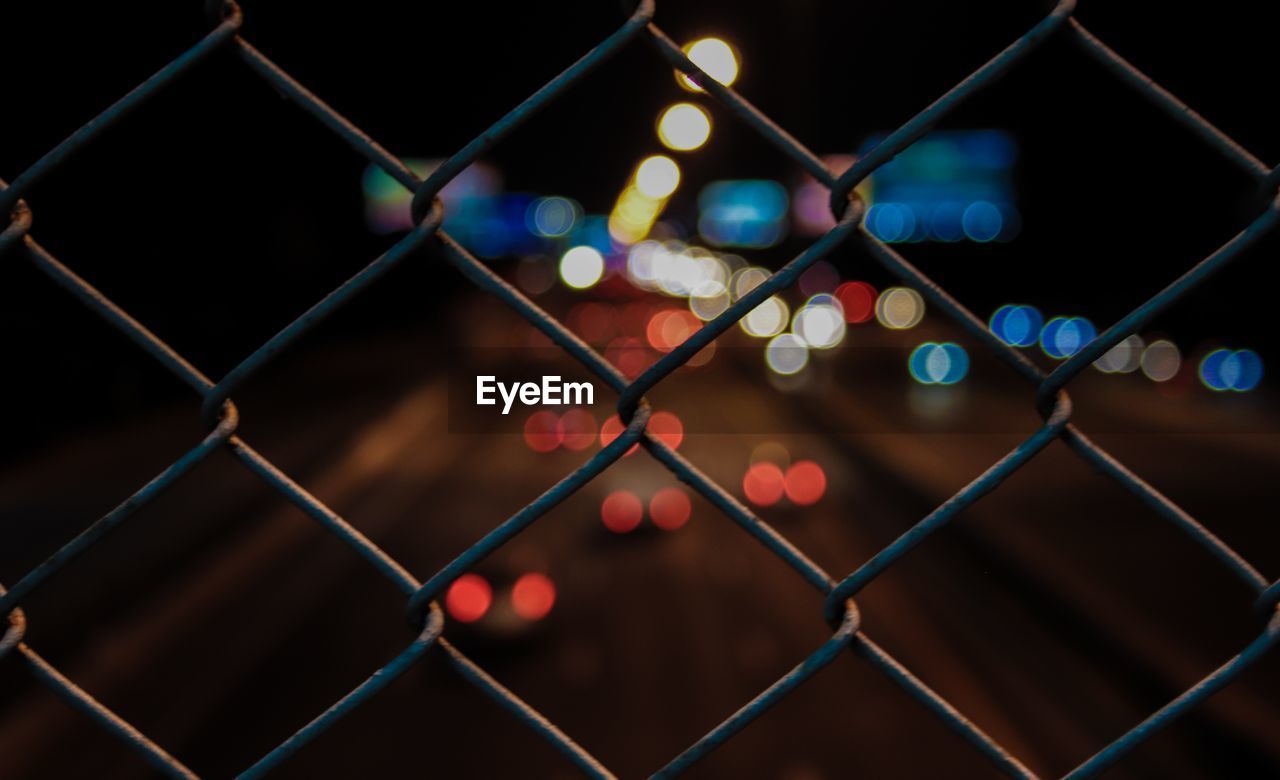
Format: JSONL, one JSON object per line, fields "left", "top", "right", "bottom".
{"left": 2, "top": 0, "right": 1278, "bottom": 777}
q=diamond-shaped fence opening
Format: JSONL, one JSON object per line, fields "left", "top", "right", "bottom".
{"left": 2, "top": 0, "right": 1278, "bottom": 777}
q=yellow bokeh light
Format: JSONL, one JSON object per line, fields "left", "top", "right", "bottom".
{"left": 657, "top": 103, "right": 712, "bottom": 152}
{"left": 677, "top": 37, "right": 740, "bottom": 92}
{"left": 609, "top": 185, "right": 663, "bottom": 244}
{"left": 614, "top": 186, "right": 659, "bottom": 222}
{"left": 634, "top": 155, "right": 681, "bottom": 199}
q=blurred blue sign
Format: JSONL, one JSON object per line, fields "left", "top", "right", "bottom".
{"left": 859, "top": 129, "right": 1018, "bottom": 243}
{"left": 697, "top": 179, "right": 789, "bottom": 248}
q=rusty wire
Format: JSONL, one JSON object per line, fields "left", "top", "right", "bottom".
{"left": 2, "top": 0, "right": 1278, "bottom": 777}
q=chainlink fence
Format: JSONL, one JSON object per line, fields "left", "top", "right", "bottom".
{"left": 2, "top": 0, "right": 1279, "bottom": 777}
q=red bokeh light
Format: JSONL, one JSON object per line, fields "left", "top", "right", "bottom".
{"left": 601, "top": 490, "right": 644, "bottom": 533}
{"left": 557, "top": 409, "right": 598, "bottom": 451}
{"left": 799, "top": 261, "right": 839, "bottom": 296}
{"left": 621, "top": 302, "right": 654, "bottom": 335}
{"left": 601, "top": 411, "right": 682, "bottom": 452}
{"left": 743, "top": 462, "right": 786, "bottom": 506}
{"left": 600, "top": 415, "right": 623, "bottom": 446}
{"left": 648, "top": 411, "right": 684, "bottom": 450}
{"left": 526, "top": 329, "right": 554, "bottom": 349}
{"left": 568, "top": 302, "right": 616, "bottom": 345}
{"left": 835, "top": 281, "right": 877, "bottom": 324}
{"left": 445, "top": 573, "right": 493, "bottom": 623}
{"left": 511, "top": 572, "right": 557, "bottom": 621}
{"left": 599, "top": 415, "right": 639, "bottom": 456}
{"left": 523, "top": 410, "right": 562, "bottom": 452}
{"left": 649, "top": 487, "right": 691, "bottom": 531}
{"left": 605, "top": 336, "right": 651, "bottom": 380}
{"left": 784, "top": 460, "right": 827, "bottom": 506}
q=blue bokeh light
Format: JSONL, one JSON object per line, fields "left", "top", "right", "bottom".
{"left": 929, "top": 202, "right": 965, "bottom": 242}
{"left": 526, "top": 196, "right": 580, "bottom": 238}
{"left": 1201, "top": 348, "right": 1263, "bottom": 392}
{"left": 853, "top": 130, "right": 1018, "bottom": 244}
{"left": 866, "top": 203, "right": 911, "bottom": 242}
{"left": 961, "top": 201, "right": 1003, "bottom": 242}
{"left": 1200, "top": 349, "right": 1230, "bottom": 391}
{"left": 1230, "top": 350, "right": 1264, "bottom": 391}
{"left": 568, "top": 215, "right": 616, "bottom": 256}
{"left": 909, "top": 342, "right": 970, "bottom": 385}
{"left": 1040, "top": 316, "right": 1097, "bottom": 359}
{"left": 698, "top": 180, "right": 789, "bottom": 248}
{"left": 990, "top": 304, "right": 1043, "bottom": 347}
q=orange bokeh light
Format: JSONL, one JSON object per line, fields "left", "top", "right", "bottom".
{"left": 646, "top": 309, "right": 701, "bottom": 352}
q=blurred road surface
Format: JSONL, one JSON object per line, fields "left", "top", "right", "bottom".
{"left": 2, "top": 301, "right": 1279, "bottom": 779}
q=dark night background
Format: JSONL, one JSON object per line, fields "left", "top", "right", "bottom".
{"left": 2, "top": 0, "right": 1276, "bottom": 453}
{"left": 2, "top": 1, "right": 1279, "bottom": 778}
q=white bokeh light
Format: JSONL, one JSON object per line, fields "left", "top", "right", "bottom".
{"left": 1093, "top": 334, "right": 1144, "bottom": 374}
{"left": 658, "top": 103, "right": 712, "bottom": 151}
{"left": 559, "top": 246, "right": 605, "bottom": 290}
{"left": 792, "top": 300, "right": 846, "bottom": 349}
{"left": 689, "top": 280, "right": 731, "bottom": 321}
{"left": 678, "top": 38, "right": 740, "bottom": 92}
{"left": 634, "top": 155, "right": 681, "bottom": 199}
{"left": 1140, "top": 339, "right": 1181, "bottom": 382}
{"left": 741, "top": 296, "right": 789, "bottom": 338}
{"left": 731, "top": 266, "right": 770, "bottom": 300}
{"left": 766, "top": 333, "right": 810, "bottom": 375}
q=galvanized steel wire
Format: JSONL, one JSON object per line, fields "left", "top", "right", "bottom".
{"left": 2, "top": 0, "right": 1279, "bottom": 777}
